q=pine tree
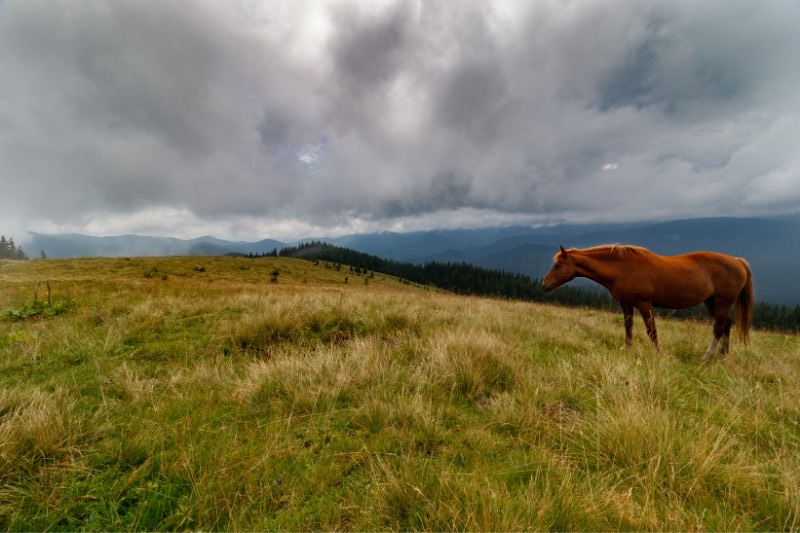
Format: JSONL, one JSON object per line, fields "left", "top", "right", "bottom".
{"left": 0, "top": 235, "right": 29, "bottom": 260}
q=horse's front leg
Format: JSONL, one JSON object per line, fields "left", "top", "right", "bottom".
{"left": 620, "top": 302, "right": 634, "bottom": 349}
{"left": 636, "top": 303, "right": 659, "bottom": 351}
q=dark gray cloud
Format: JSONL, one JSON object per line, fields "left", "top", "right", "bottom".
{"left": 1, "top": 0, "right": 799, "bottom": 242}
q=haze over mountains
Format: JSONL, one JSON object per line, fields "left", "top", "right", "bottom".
{"left": 25, "top": 216, "right": 800, "bottom": 305}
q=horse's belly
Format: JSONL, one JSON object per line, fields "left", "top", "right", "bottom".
{"left": 652, "top": 282, "right": 712, "bottom": 309}
{"left": 653, "top": 298, "right": 699, "bottom": 310}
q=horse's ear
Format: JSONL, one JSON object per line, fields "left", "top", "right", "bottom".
{"left": 559, "top": 245, "right": 567, "bottom": 255}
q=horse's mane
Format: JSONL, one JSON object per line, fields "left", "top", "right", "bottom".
{"left": 559, "top": 244, "right": 653, "bottom": 259}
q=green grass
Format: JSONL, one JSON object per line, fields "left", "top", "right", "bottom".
{"left": 1, "top": 256, "right": 799, "bottom": 531}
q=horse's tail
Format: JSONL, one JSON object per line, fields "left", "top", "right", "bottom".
{"left": 736, "top": 258, "right": 754, "bottom": 345}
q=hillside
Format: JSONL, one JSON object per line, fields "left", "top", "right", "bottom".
{"left": 23, "top": 216, "right": 800, "bottom": 304}
{"left": 1, "top": 256, "right": 799, "bottom": 530}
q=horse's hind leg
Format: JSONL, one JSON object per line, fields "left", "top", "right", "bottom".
{"left": 703, "top": 298, "right": 719, "bottom": 358}
{"left": 719, "top": 331, "right": 731, "bottom": 354}
{"left": 719, "top": 307, "right": 733, "bottom": 354}
{"left": 704, "top": 297, "right": 732, "bottom": 358}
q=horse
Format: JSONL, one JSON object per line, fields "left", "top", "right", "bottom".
{"left": 542, "top": 244, "right": 753, "bottom": 358}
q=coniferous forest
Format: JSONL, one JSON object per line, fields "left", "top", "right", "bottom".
{"left": 0, "top": 235, "right": 28, "bottom": 260}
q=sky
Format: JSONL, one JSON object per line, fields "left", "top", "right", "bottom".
{"left": 2, "top": 0, "right": 800, "bottom": 243}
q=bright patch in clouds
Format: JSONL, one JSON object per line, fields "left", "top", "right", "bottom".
{"left": 296, "top": 138, "right": 327, "bottom": 172}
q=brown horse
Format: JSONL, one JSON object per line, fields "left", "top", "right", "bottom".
{"left": 542, "top": 245, "right": 753, "bottom": 357}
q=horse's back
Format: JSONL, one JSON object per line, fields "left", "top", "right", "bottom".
{"left": 678, "top": 251, "right": 749, "bottom": 295}
{"left": 629, "top": 251, "right": 747, "bottom": 308}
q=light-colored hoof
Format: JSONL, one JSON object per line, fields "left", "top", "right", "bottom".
{"left": 705, "top": 338, "right": 720, "bottom": 360}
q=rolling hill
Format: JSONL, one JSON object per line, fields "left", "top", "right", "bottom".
{"left": 23, "top": 216, "right": 800, "bottom": 304}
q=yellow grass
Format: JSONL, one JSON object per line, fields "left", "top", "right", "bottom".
{"left": 1, "top": 256, "right": 799, "bottom": 530}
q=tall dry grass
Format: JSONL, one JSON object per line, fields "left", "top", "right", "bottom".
{"left": 1, "top": 256, "right": 799, "bottom": 530}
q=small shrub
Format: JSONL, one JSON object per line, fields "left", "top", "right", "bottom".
{"left": 3, "top": 299, "right": 77, "bottom": 321}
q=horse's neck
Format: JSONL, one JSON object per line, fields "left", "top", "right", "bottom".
{"left": 573, "top": 251, "right": 625, "bottom": 288}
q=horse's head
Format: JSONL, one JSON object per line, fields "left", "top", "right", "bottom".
{"left": 542, "top": 245, "right": 577, "bottom": 293}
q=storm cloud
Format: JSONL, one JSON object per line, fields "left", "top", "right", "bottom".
{"left": 1, "top": 0, "right": 799, "bottom": 241}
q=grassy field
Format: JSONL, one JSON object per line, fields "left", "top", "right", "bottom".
{"left": 1, "top": 256, "right": 799, "bottom": 531}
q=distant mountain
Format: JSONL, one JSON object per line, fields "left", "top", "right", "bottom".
{"left": 309, "top": 226, "right": 541, "bottom": 263}
{"left": 24, "top": 216, "right": 800, "bottom": 305}
{"left": 27, "top": 233, "right": 285, "bottom": 259}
